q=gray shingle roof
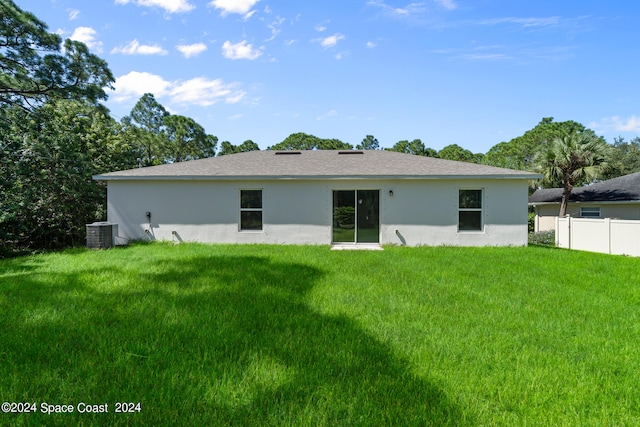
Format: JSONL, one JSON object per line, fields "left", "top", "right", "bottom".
{"left": 94, "top": 150, "right": 542, "bottom": 181}
{"left": 529, "top": 171, "right": 640, "bottom": 203}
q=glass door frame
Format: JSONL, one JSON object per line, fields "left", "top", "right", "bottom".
{"left": 332, "top": 189, "right": 380, "bottom": 244}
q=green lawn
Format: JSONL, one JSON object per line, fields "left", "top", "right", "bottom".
{"left": 1, "top": 243, "right": 640, "bottom": 426}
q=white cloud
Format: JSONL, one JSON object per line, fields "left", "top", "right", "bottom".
{"left": 224, "top": 90, "right": 247, "bottom": 104}
{"left": 434, "top": 0, "right": 457, "bottom": 10}
{"left": 366, "top": 41, "right": 377, "bottom": 48}
{"left": 266, "top": 17, "right": 285, "bottom": 42}
{"left": 115, "top": 0, "right": 194, "bottom": 14}
{"left": 244, "top": 10, "right": 257, "bottom": 20}
{"left": 480, "top": 17, "right": 560, "bottom": 28}
{"left": 111, "top": 39, "right": 168, "bottom": 55}
{"left": 367, "top": 1, "right": 427, "bottom": 17}
{"left": 68, "top": 9, "right": 80, "bottom": 20}
{"left": 317, "top": 110, "right": 338, "bottom": 120}
{"left": 593, "top": 116, "right": 640, "bottom": 133}
{"left": 315, "top": 24, "right": 327, "bottom": 32}
{"left": 112, "top": 71, "right": 172, "bottom": 102}
{"left": 319, "top": 33, "right": 345, "bottom": 49}
{"left": 176, "top": 42, "right": 208, "bottom": 58}
{"left": 461, "top": 53, "right": 510, "bottom": 61}
{"left": 70, "top": 26, "right": 103, "bottom": 53}
{"left": 367, "top": 0, "right": 457, "bottom": 18}
{"left": 222, "top": 40, "right": 262, "bottom": 60}
{"left": 210, "top": 0, "right": 259, "bottom": 17}
{"left": 112, "top": 71, "right": 245, "bottom": 106}
{"left": 617, "top": 116, "right": 640, "bottom": 132}
{"left": 170, "top": 77, "right": 244, "bottom": 106}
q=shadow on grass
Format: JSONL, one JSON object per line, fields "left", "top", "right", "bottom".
{"left": 0, "top": 256, "right": 44, "bottom": 277}
{"left": 527, "top": 244, "right": 561, "bottom": 249}
{"left": 1, "top": 251, "right": 465, "bottom": 426}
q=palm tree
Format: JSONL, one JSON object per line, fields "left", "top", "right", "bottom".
{"left": 537, "top": 132, "right": 611, "bottom": 217}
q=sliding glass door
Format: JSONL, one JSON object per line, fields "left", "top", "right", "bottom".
{"left": 332, "top": 190, "right": 379, "bottom": 243}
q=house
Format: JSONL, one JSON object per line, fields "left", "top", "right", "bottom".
{"left": 93, "top": 150, "right": 542, "bottom": 247}
{"left": 529, "top": 171, "right": 640, "bottom": 232}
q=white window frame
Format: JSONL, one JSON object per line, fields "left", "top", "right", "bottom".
{"left": 580, "top": 207, "right": 601, "bottom": 218}
{"left": 458, "top": 188, "right": 484, "bottom": 232}
{"left": 239, "top": 189, "right": 263, "bottom": 232}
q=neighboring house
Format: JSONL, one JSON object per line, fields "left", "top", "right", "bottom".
{"left": 529, "top": 171, "right": 640, "bottom": 232}
{"left": 93, "top": 150, "right": 541, "bottom": 247}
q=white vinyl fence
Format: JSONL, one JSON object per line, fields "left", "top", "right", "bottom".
{"left": 556, "top": 217, "right": 640, "bottom": 256}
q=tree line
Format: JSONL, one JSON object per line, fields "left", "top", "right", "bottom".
{"left": 1, "top": 0, "right": 638, "bottom": 255}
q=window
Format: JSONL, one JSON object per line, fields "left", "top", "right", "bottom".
{"left": 580, "top": 207, "right": 601, "bottom": 218}
{"left": 240, "top": 189, "right": 262, "bottom": 231}
{"left": 458, "top": 189, "right": 483, "bottom": 231}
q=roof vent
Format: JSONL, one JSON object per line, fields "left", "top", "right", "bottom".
{"left": 338, "top": 150, "right": 364, "bottom": 154}
{"left": 275, "top": 151, "right": 301, "bottom": 155}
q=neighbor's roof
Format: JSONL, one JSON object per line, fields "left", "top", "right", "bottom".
{"left": 529, "top": 171, "right": 640, "bottom": 204}
{"left": 93, "top": 150, "right": 543, "bottom": 181}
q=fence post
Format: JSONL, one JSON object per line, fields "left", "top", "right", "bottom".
{"left": 606, "top": 218, "right": 612, "bottom": 255}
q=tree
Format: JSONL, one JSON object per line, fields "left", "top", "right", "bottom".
{"left": 163, "top": 114, "right": 216, "bottom": 162}
{"left": 357, "top": 135, "right": 379, "bottom": 150}
{"left": 484, "top": 117, "right": 586, "bottom": 170}
{"left": 268, "top": 132, "right": 352, "bottom": 150}
{"left": 537, "top": 132, "right": 612, "bottom": 217}
{"left": 238, "top": 140, "right": 260, "bottom": 152}
{"left": 601, "top": 136, "right": 640, "bottom": 179}
{"left": 317, "top": 138, "right": 352, "bottom": 150}
{"left": 269, "top": 132, "right": 319, "bottom": 150}
{"left": 125, "top": 93, "right": 169, "bottom": 166}
{"left": 438, "top": 144, "right": 483, "bottom": 163}
{"left": 124, "top": 93, "right": 217, "bottom": 163}
{"left": 482, "top": 141, "right": 524, "bottom": 169}
{"left": 0, "top": 1, "right": 123, "bottom": 255}
{"left": 386, "top": 139, "right": 438, "bottom": 157}
{"left": 217, "top": 140, "right": 260, "bottom": 156}
{"left": 0, "top": 0, "right": 114, "bottom": 109}
{"left": 387, "top": 140, "right": 411, "bottom": 154}
{"left": 217, "top": 141, "right": 238, "bottom": 156}
{"left": 0, "top": 99, "right": 137, "bottom": 254}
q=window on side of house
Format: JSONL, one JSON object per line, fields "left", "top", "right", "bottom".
{"left": 240, "top": 189, "right": 262, "bottom": 231}
{"left": 458, "top": 189, "right": 483, "bottom": 231}
{"left": 580, "top": 207, "right": 601, "bottom": 218}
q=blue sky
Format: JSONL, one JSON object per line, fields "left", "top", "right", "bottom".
{"left": 19, "top": 0, "right": 640, "bottom": 152}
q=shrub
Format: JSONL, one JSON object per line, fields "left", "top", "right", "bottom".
{"left": 528, "top": 210, "right": 536, "bottom": 233}
{"left": 528, "top": 230, "right": 556, "bottom": 246}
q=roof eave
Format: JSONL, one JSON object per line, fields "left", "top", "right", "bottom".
{"left": 528, "top": 201, "right": 561, "bottom": 205}
{"left": 93, "top": 173, "right": 542, "bottom": 181}
{"left": 530, "top": 199, "right": 640, "bottom": 205}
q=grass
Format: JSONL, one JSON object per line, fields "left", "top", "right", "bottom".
{"left": 1, "top": 242, "right": 640, "bottom": 426}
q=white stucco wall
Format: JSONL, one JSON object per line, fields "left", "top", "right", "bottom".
{"left": 106, "top": 178, "right": 529, "bottom": 246}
